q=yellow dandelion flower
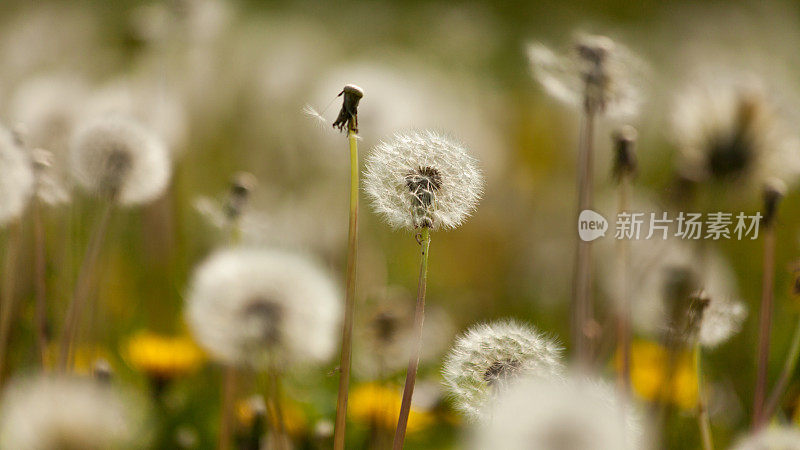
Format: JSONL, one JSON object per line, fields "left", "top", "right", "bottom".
{"left": 124, "top": 331, "right": 204, "bottom": 379}
{"left": 348, "top": 383, "right": 434, "bottom": 433}
{"left": 625, "top": 340, "right": 698, "bottom": 410}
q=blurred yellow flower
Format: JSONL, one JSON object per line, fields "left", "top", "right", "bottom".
{"left": 235, "top": 395, "right": 307, "bottom": 437}
{"left": 124, "top": 331, "right": 204, "bottom": 379}
{"left": 626, "top": 340, "right": 697, "bottom": 410}
{"left": 348, "top": 383, "right": 434, "bottom": 433}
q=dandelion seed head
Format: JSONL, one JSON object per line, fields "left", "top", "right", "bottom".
{"left": 732, "top": 426, "right": 800, "bottom": 450}
{"left": 673, "top": 72, "right": 800, "bottom": 187}
{"left": 527, "top": 33, "right": 645, "bottom": 118}
{"left": 441, "top": 320, "right": 563, "bottom": 420}
{"left": 70, "top": 117, "right": 171, "bottom": 205}
{"left": 363, "top": 130, "right": 483, "bottom": 231}
{"left": 186, "top": 248, "right": 341, "bottom": 368}
{"left": 0, "top": 375, "right": 147, "bottom": 450}
{"left": 0, "top": 126, "right": 34, "bottom": 226}
{"left": 472, "top": 374, "right": 645, "bottom": 450}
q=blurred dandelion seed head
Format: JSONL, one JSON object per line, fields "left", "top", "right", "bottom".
{"left": 441, "top": 320, "right": 563, "bottom": 420}
{"left": 70, "top": 117, "right": 171, "bottom": 205}
{"left": 0, "top": 126, "right": 34, "bottom": 226}
{"left": 0, "top": 375, "right": 147, "bottom": 450}
{"left": 672, "top": 72, "right": 800, "bottom": 187}
{"left": 474, "top": 374, "right": 645, "bottom": 450}
{"left": 527, "top": 33, "right": 646, "bottom": 118}
{"left": 364, "top": 130, "right": 483, "bottom": 231}
{"left": 186, "top": 248, "right": 341, "bottom": 368}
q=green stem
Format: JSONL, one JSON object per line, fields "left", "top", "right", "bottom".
{"left": 616, "top": 175, "right": 631, "bottom": 393}
{"left": 392, "top": 227, "right": 431, "bottom": 450}
{"left": 218, "top": 366, "right": 236, "bottom": 450}
{"left": 334, "top": 129, "right": 359, "bottom": 450}
{"left": 32, "top": 197, "right": 48, "bottom": 368}
{"left": 763, "top": 313, "right": 800, "bottom": 420}
{"left": 0, "top": 221, "right": 22, "bottom": 384}
{"left": 695, "top": 344, "right": 714, "bottom": 450}
{"left": 58, "top": 201, "right": 114, "bottom": 372}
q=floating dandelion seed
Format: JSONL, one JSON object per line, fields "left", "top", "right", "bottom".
{"left": 472, "top": 374, "right": 645, "bottom": 450}
{"left": 672, "top": 73, "right": 800, "bottom": 187}
{"left": 0, "top": 375, "right": 147, "bottom": 449}
{"left": 527, "top": 33, "right": 645, "bottom": 118}
{"left": 185, "top": 248, "right": 342, "bottom": 368}
{"left": 70, "top": 117, "right": 171, "bottom": 205}
{"left": 732, "top": 426, "right": 800, "bottom": 450}
{"left": 441, "top": 320, "right": 563, "bottom": 420}
{"left": 0, "top": 126, "right": 34, "bottom": 226}
{"left": 363, "top": 130, "right": 483, "bottom": 231}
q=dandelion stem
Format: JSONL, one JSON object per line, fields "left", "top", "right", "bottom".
{"left": 573, "top": 106, "right": 597, "bottom": 365}
{"left": 218, "top": 366, "right": 236, "bottom": 450}
{"left": 32, "top": 197, "right": 49, "bottom": 368}
{"left": 753, "top": 224, "right": 776, "bottom": 428}
{"left": 616, "top": 174, "right": 631, "bottom": 392}
{"left": 695, "top": 344, "right": 714, "bottom": 450}
{"left": 58, "top": 200, "right": 114, "bottom": 372}
{"left": 763, "top": 313, "right": 800, "bottom": 421}
{"left": 393, "top": 227, "right": 430, "bottom": 450}
{"left": 334, "top": 127, "right": 359, "bottom": 450}
{"left": 0, "top": 221, "right": 22, "bottom": 384}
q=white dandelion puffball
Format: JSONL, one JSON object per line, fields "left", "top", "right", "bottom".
{"left": 0, "top": 126, "right": 34, "bottom": 226}
{"left": 473, "top": 374, "right": 645, "bottom": 450}
{"left": 527, "top": 33, "right": 646, "bottom": 118}
{"left": 441, "top": 320, "right": 563, "bottom": 420}
{"left": 186, "top": 247, "right": 342, "bottom": 368}
{"left": 0, "top": 375, "right": 146, "bottom": 450}
{"left": 672, "top": 71, "right": 800, "bottom": 187}
{"left": 69, "top": 117, "right": 171, "bottom": 205}
{"left": 732, "top": 426, "right": 800, "bottom": 450}
{"left": 363, "top": 130, "right": 483, "bottom": 231}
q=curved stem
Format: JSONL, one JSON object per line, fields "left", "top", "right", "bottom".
{"left": 392, "top": 228, "right": 430, "bottom": 450}
{"left": 753, "top": 225, "right": 776, "bottom": 428}
{"left": 763, "top": 313, "right": 800, "bottom": 420}
{"left": 58, "top": 201, "right": 114, "bottom": 372}
{"left": 333, "top": 129, "right": 359, "bottom": 450}
{"left": 695, "top": 344, "right": 714, "bottom": 450}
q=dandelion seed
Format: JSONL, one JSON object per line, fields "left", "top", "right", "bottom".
{"left": 527, "top": 33, "right": 645, "bottom": 118}
{"left": 732, "top": 426, "right": 800, "bottom": 450}
{"left": 185, "top": 248, "right": 342, "bottom": 368}
{"left": 363, "top": 130, "right": 483, "bottom": 231}
{"left": 672, "top": 72, "right": 800, "bottom": 187}
{"left": 0, "top": 126, "right": 34, "bottom": 226}
{"left": 29, "top": 148, "right": 70, "bottom": 205}
{"left": 303, "top": 104, "right": 329, "bottom": 127}
{"left": 70, "top": 117, "right": 171, "bottom": 205}
{"left": 441, "top": 320, "right": 563, "bottom": 420}
{"left": 472, "top": 374, "right": 645, "bottom": 450}
{"left": 0, "top": 375, "right": 147, "bottom": 449}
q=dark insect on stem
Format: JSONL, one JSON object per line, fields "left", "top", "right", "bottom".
{"left": 332, "top": 84, "right": 364, "bottom": 133}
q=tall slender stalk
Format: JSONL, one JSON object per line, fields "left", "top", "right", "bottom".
{"left": 0, "top": 221, "right": 22, "bottom": 384}
{"left": 58, "top": 201, "right": 114, "bottom": 372}
{"left": 695, "top": 344, "right": 714, "bottom": 450}
{"left": 333, "top": 124, "right": 360, "bottom": 450}
{"left": 32, "top": 196, "right": 49, "bottom": 367}
{"left": 218, "top": 367, "right": 237, "bottom": 450}
{"left": 753, "top": 224, "right": 776, "bottom": 428}
{"left": 763, "top": 314, "right": 800, "bottom": 420}
{"left": 392, "top": 227, "right": 431, "bottom": 450}
{"left": 615, "top": 174, "right": 631, "bottom": 391}
{"left": 573, "top": 106, "right": 597, "bottom": 364}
